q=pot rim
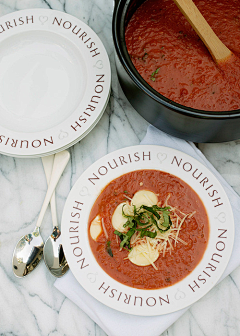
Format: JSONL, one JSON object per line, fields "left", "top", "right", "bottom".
{"left": 112, "top": 0, "right": 240, "bottom": 120}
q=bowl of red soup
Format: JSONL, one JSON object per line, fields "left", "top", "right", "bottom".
{"left": 61, "top": 145, "right": 234, "bottom": 316}
{"left": 112, "top": 0, "right": 240, "bottom": 142}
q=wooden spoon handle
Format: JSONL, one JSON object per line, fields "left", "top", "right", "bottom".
{"left": 172, "top": 0, "right": 232, "bottom": 63}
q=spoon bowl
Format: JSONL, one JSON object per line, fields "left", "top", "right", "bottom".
{"left": 12, "top": 227, "right": 44, "bottom": 277}
{"left": 44, "top": 226, "right": 69, "bottom": 277}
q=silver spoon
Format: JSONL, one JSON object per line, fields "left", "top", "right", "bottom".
{"left": 12, "top": 150, "right": 70, "bottom": 277}
{"left": 42, "top": 154, "right": 69, "bottom": 277}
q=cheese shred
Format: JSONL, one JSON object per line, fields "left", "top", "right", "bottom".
{"left": 101, "top": 218, "right": 109, "bottom": 239}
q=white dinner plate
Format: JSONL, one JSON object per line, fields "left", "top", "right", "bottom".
{"left": 61, "top": 145, "right": 234, "bottom": 316}
{"left": 0, "top": 9, "right": 111, "bottom": 158}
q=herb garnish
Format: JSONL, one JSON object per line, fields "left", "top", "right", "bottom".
{"left": 142, "top": 52, "right": 148, "bottom": 61}
{"left": 114, "top": 204, "right": 172, "bottom": 250}
{"left": 106, "top": 240, "right": 113, "bottom": 257}
{"left": 150, "top": 67, "right": 160, "bottom": 81}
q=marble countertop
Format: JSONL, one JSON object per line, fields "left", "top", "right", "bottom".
{"left": 0, "top": 0, "right": 240, "bottom": 335}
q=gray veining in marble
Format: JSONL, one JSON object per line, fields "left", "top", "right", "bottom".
{"left": 0, "top": 0, "right": 240, "bottom": 335}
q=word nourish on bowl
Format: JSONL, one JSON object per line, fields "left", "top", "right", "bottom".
{"left": 62, "top": 146, "right": 234, "bottom": 315}
{"left": 87, "top": 152, "right": 224, "bottom": 208}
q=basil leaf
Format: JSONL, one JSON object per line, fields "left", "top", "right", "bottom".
{"left": 150, "top": 214, "right": 162, "bottom": 231}
{"left": 122, "top": 204, "right": 130, "bottom": 218}
{"left": 114, "top": 230, "right": 124, "bottom": 240}
{"left": 120, "top": 228, "right": 135, "bottom": 248}
{"left": 144, "top": 230, "right": 157, "bottom": 238}
{"left": 107, "top": 247, "right": 113, "bottom": 257}
{"left": 139, "top": 229, "right": 157, "bottom": 239}
{"left": 151, "top": 67, "right": 160, "bottom": 78}
{"left": 162, "top": 212, "right": 170, "bottom": 227}
{"left": 106, "top": 241, "right": 113, "bottom": 257}
{"left": 152, "top": 205, "right": 171, "bottom": 212}
{"left": 141, "top": 205, "right": 160, "bottom": 219}
{"left": 133, "top": 205, "right": 138, "bottom": 216}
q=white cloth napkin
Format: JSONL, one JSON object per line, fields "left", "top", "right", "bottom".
{"left": 55, "top": 125, "right": 240, "bottom": 336}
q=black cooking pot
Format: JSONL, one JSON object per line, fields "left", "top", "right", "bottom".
{"left": 112, "top": 0, "right": 240, "bottom": 142}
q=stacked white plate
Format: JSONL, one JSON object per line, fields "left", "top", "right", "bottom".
{"left": 0, "top": 9, "right": 111, "bottom": 158}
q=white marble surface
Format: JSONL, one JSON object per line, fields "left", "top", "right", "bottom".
{"left": 0, "top": 0, "right": 240, "bottom": 335}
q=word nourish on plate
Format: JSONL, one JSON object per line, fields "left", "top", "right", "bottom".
{"left": 0, "top": 15, "right": 34, "bottom": 33}
{"left": 188, "top": 228, "right": 228, "bottom": 293}
{"left": 171, "top": 156, "right": 224, "bottom": 208}
{"left": 68, "top": 201, "right": 89, "bottom": 270}
{"left": 70, "top": 74, "right": 106, "bottom": 132}
{"left": 98, "top": 282, "right": 170, "bottom": 308}
{"left": 0, "top": 135, "right": 54, "bottom": 149}
{"left": 88, "top": 151, "right": 152, "bottom": 185}
{"left": 52, "top": 17, "right": 100, "bottom": 58}
{"left": 0, "top": 15, "right": 101, "bottom": 58}
{"left": 85, "top": 151, "right": 224, "bottom": 208}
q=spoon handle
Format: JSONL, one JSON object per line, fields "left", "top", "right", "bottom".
{"left": 41, "top": 155, "right": 58, "bottom": 228}
{"left": 36, "top": 151, "right": 70, "bottom": 228}
{"left": 172, "top": 0, "right": 232, "bottom": 63}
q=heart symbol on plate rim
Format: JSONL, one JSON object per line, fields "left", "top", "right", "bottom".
{"left": 39, "top": 16, "right": 48, "bottom": 24}
{"left": 79, "top": 186, "right": 90, "bottom": 197}
{"left": 58, "top": 130, "right": 69, "bottom": 140}
{"left": 87, "top": 273, "right": 98, "bottom": 283}
{"left": 215, "top": 212, "right": 226, "bottom": 223}
{"left": 157, "top": 152, "right": 167, "bottom": 163}
{"left": 94, "top": 60, "right": 103, "bottom": 69}
{"left": 174, "top": 288, "right": 186, "bottom": 300}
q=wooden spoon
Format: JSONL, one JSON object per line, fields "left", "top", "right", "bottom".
{"left": 172, "top": 0, "right": 232, "bottom": 64}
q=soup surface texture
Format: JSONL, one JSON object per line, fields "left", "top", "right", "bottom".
{"left": 125, "top": 0, "right": 240, "bottom": 111}
{"left": 88, "top": 170, "right": 209, "bottom": 289}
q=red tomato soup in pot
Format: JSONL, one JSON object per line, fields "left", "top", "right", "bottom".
{"left": 125, "top": 0, "right": 240, "bottom": 111}
{"left": 88, "top": 170, "right": 209, "bottom": 290}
